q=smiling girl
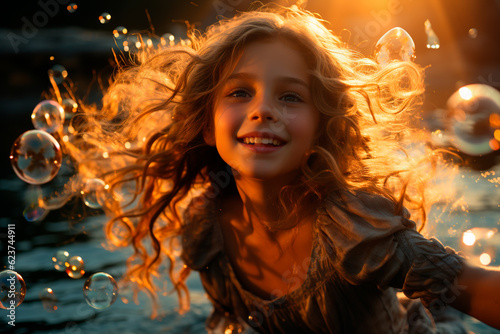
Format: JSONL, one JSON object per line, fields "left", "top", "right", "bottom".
{"left": 74, "top": 5, "right": 500, "bottom": 334}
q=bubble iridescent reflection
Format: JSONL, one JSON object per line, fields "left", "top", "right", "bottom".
{"left": 446, "top": 84, "right": 500, "bottom": 155}
{"left": 39, "top": 288, "right": 58, "bottom": 312}
{"left": 66, "top": 256, "right": 85, "bottom": 279}
{"left": 31, "top": 100, "right": 65, "bottom": 133}
{"left": 52, "top": 250, "right": 70, "bottom": 271}
{"left": 0, "top": 270, "right": 26, "bottom": 309}
{"left": 10, "top": 130, "right": 62, "bottom": 185}
{"left": 23, "top": 203, "right": 47, "bottom": 222}
{"left": 374, "top": 27, "right": 415, "bottom": 66}
{"left": 83, "top": 272, "right": 118, "bottom": 309}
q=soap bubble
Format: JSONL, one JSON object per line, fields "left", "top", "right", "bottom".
{"left": 424, "top": 19, "right": 440, "bottom": 49}
{"left": 446, "top": 84, "right": 500, "bottom": 155}
{"left": 67, "top": 3, "right": 78, "bottom": 13}
{"left": 99, "top": 12, "right": 111, "bottom": 24}
{"left": 374, "top": 27, "right": 415, "bottom": 66}
{"left": 468, "top": 28, "right": 478, "bottom": 39}
{"left": 83, "top": 272, "right": 118, "bottom": 309}
{"left": 39, "top": 288, "right": 58, "bottom": 312}
{"left": 66, "top": 256, "right": 85, "bottom": 279}
{"left": 52, "top": 250, "right": 70, "bottom": 271}
{"left": 48, "top": 64, "right": 68, "bottom": 84}
{"left": 0, "top": 270, "right": 26, "bottom": 309}
{"left": 82, "top": 178, "right": 108, "bottom": 209}
{"left": 113, "top": 26, "right": 128, "bottom": 39}
{"left": 10, "top": 130, "right": 62, "bottom": 185}
{"left": 23, "top": 203, "right": 47, "bottom": 222}
{"left": 31, "top": 100, "right": 65, "bottom": 133}
{"left": 61, "top": 98, "right": 78, "bottom": 120}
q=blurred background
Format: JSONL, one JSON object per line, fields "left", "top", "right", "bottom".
{"left": 1, "top": 0, "right": 500, "bottom": 333}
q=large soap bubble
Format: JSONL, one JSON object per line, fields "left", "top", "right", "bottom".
{"left": 446, "top": 84, "right": 500, "bottom": 155}
{"left": 83, "top": 272, "right": 118, "bottom": 309}
{"left": 10, "top": 130, "right": 62, "bottom": 185}
{"left": 31, "top": 100, "right": 65, "bottom": 133}
{"left": 374, "top": 27, "right": 415, "bottom": 66}
{"left": 0, "top": 270, "right": 26, "bottom": 309}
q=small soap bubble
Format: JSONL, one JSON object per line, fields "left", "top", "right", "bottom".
{"left": 39, "top": 288, "right": 58, "bottom": 312}
{"left": 67, "top": 3, "right": 78, "bottom": 13}
{"left": 31, "top": 100, "right": 65, "bottom": 133}
{"left": 468, "top": 28, "right": 478, "bottom": 39}
{"left": 48, "top": 64, "right": 68, "bottom": 84}
{"left": 66, "top": 256, "right": 85, "bottom": 279}
{"left": 424, "top": 19, "right": 440, "bottom": 49}
{"left": 23, "top": 203, "right": 47, "bottom": 222}
{"left": 374, "top": 27, "right": 415, "bottom": 66}
{"left": 446, "top": 84, "right": 500, "bottom": 155}
{"left": 0, "top": 270, "right": 26, "bottom": 309}
{"left": 61, "top": 98, "right": 78, "bottom": 120}
{"left": 113, "top": 26, "right": 128, "bottom": 39}
{"left": 82, "top": 178, "right": 107, "bottom": 209}
{"left": 52, "top": 250, "right": 70, "bottom": 271}
{"left": 83, "top": 272, "right": 118, "bottom": 309}
{"left": 99, "top": 12, "right": 111, "bottom": 24}
{"left": 10, "top": 130, "right": 62, "bottom": 185}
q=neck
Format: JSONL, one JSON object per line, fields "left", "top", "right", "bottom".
{"left": 232, "top": 172, "right": 299, "bottom": 233}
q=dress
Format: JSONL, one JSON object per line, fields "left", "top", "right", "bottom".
{"left": 181, "top": 190, "right": 467, "bottom": 334}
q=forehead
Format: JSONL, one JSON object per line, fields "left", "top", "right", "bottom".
{"left": 227, "top": 38, "right": 311, "bottom": 81}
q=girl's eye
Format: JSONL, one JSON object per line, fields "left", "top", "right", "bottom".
{"left": 280, "top": 93, "right": 303, "bottom": 103}
{"left": 227, "top": 89, "right": 251, "bottom": 98}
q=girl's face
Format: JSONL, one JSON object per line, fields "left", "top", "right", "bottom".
{"left": 210, "top": 38, "right": 319, "bottom": 182}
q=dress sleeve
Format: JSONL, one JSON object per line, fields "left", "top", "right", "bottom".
{"left": 317, "top": 190, "right": 465, "bottom": 306}
{"left": 180, "top": 194, "right": 223, "bottom": 271}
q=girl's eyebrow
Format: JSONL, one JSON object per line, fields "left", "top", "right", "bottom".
{"left": 226, "top": 72, "right": 309, "bottom": 89}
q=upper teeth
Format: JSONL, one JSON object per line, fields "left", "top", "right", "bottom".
{"left": 243, "top": 137, "right": 282, "bottom": 145}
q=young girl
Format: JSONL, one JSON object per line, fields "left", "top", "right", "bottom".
{"left": 70, "top": 5, "right": 500, "bottom": 333}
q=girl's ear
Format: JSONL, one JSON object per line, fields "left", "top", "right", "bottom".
{"left": 203, "top": 127, "right": 216, "bottom": 146}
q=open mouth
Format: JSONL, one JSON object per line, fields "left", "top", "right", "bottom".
{"left": 239, "top": 137, "right": 284, "bottom": 146}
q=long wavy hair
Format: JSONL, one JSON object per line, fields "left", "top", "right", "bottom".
{"left": 56, "top": 5, "right": 446, "bottom": 316}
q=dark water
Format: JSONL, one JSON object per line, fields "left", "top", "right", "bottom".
{"left": 1, "top": 164, "right": 500, "bottom": 333}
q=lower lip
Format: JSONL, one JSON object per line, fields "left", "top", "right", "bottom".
{"left": 239, "top": 142, "right": 284, "bottom": 153}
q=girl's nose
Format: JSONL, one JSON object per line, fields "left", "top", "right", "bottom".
{"left": 248, "top": 95, "right": 278, "bottom": 122}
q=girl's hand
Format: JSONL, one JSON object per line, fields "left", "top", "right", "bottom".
{"left": 451, "top": 261, "right": 500, "bottom": 329}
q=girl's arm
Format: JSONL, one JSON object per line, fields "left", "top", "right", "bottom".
{"left": 450, "top": 262, "right": 500, "bottom": 329}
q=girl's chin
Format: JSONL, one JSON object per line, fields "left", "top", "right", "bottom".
{"left": 232, "top": 168, "right": 301, "bottom": 183}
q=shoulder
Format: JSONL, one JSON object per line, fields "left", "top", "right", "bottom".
{"left": 318, "top": 189, "right": 414, "bottom": 233}
{"left": 316, "top": 189, "right": 415, "bottom": 284}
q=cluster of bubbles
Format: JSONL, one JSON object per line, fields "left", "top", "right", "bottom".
{"left": 373, "top": 25, "right": 499, "bottom": 267}
{"left": 0, "top": 254, "right": 118, "bottom": 311}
